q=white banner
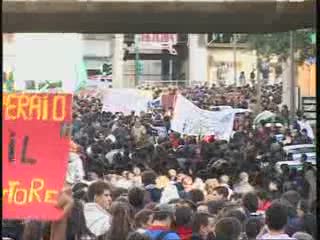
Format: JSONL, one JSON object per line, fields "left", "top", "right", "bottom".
{"left": 102, "top": 89, "right": 153, "bottom": 115}
{"left": 171, "top": 95, "right": 238, "bottom": 140}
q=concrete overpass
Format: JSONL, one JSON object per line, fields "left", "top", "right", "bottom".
{"left": 3, "top": 0, "right": 316, "bottom": 33}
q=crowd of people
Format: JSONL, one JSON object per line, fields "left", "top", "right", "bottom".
{"left": 2, "top": 83, "right": 316, "bottom": 240}
{"left": 144, "top": 82, "right": 283, "bottom": 113}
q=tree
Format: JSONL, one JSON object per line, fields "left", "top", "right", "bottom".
{"left": 247, "top": 29, "right": 316, "bottom": 115}
{"left": 247, "top": 29, "right": 316, "bottom": 67}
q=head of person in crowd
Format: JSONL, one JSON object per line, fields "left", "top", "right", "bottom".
{"left": 221, "top": 208, "right": 247, "bottom": 231}
{"left": 205, "top": 178, "right": 220, "bottom": 196}
{"left": 127, "top": 232, "right": 151, "bottom": 240}
{"left": 145, "top": 205, "right": 180, "bottom": 240}
{"left": 175, "top": 206, "right": 193, "bottom": 240}
{"left": 188, "top": 189, "right": 205, "bottom": 204}
{"left": 296, "top": 200, "right": 317, "bottom": 238}
{"left": 245, "top": 218, "right": 264, "bottom": 240}
{"left": 134, "top": 209, "right": 153, "bottom": 232}
{"left": 292, "top": 232, "right": 314, "bottom": 240}
{"left": 87, "top": 180, "right": 113, "bottom": 210}
{"left": 72, "top": 182, "right": 89, "bottom": 202}
{"left": 168, "top": 169, "right": 177, "bottom": 181}
{"left": 107, "top": 201, "right": 133, "bottom": 240}
{"left": 210, "top": 186, "right": 229, "bottom": 201}
{"left": 207, "top": 200, "right": 226, "bottom": 217}
{"left": 192, "top": 212, "right": 212, "bottom": 240}
{"left": 264, "top": 202, "right": 289, "bottom": 236}
{"left": 129, "top": 187, "right": 146, "bottom": 214}
{"left": 214, "top": 217, "right": 242, "bottom": 240}
{"left": 141, "top": 170, "right": 157, "bottom": 186}
{"left": 242, "top": 192, "right": 259, "bottom": 215}
{"left": 280, "top": 190, "right": 301, "bottom": 216}
{"left": 197, "top": 202, "right": 209, "bottom": 213}
{"left": 182, "top": 175, "right": 194, "bottom": 192}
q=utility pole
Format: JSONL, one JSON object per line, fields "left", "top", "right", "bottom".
{"left": 256, "top": 55, "right": 261, "bottom": 114}
{"left": 290, "top": 31, "right": 296, "bottom": 119}
{"left": 134, "top": 34, "right": 140, "bottom": 86}
{"left": 112, "top": 34, "right": 124, "bottom": 88}
{"left": 232, "top": 35, "right": 237, "bottom": 86}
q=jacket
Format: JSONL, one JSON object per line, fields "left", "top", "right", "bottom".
{"left": 176, "top": 226, "right": 193, "bottom": 240}
{"left": 146, "top": 226, "right": 181, "bottom": 240}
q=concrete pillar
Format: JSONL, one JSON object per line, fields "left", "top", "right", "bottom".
{"left": 188, "top": 34, "right": 208, "bottom": 85}
{"left": 282, "top": 60, "right": 291, "bottom": 110}
{"left": 112, "top": 34, "right": 125, "bottom": 88}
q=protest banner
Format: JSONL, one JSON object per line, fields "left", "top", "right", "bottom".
{"left": 2, "top": 93, "right": 73, "bottom": 220}
{"left": 171, "top": 95, "right": 239, "bottom": 141}
{"left": 102, "top": 89, "right": 153, "bottom": 115}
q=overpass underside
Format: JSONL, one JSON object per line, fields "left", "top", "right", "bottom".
{"left": 3, "top": 0, "right": 316, "bottom": 33}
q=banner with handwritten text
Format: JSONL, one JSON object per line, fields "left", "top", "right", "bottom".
{"left": 171, "top": 95, "right": 236, "bottom": 140}
{"left": 2, "top": 93, "right": 73, "bottom": 220}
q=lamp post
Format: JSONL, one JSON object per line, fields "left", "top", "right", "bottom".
{"left": 290, "top": 31, "right": 296, "bottom": 119}
{"left": 134, "top": 34, "right": 140, "bottom": 86}
{"left": 232, "top": 34, "right": 239, "bottom": 86}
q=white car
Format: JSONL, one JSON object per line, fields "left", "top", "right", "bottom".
{"left": 275, "top": 144, "right": 316, "bottom": 173}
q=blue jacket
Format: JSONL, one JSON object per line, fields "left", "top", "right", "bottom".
{"left": 145, "top": 229, "right": 181, "bottom": 240}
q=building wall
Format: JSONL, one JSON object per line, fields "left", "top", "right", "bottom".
{"left": 298, "top": 63, "right": 316, "bottom": 97}
{"left": 188, "top": 34, "right": 208, "bottom": 84}
{"left": 82, "top": 39, "right": 112, "bottom": 58}
{"left": 3, "top": 34, "right": 16, "bottom": 72}
{"left": 82, "top": 36, "right": 113, "bottom": 71}
{"left": 207, "top": 47, "right": 257, "bottom": 86}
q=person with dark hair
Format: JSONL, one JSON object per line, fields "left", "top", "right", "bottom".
{"left": 142, "top": 171, "right": 162, "bottom": 203}
{"left": 299, "top": 129, "right": 312, "bottom": 144}
{"left": 134, "top": 209, "right": 154, "bottom": 234}
{"left": 188, "top": 189, "right": 205, "bottom": 204}
{"left": 80, "top": 181, "right": 112, "bottom": 239}
{"left": 106, "top": 201, "right": 133, "bottom": 240}
{"left": 145, "top": 208, "right": 180, "bottom": 240}
{"left": 127, "top": 232, "right": 151, "bottom": 240}
{"left": 214, "top": 217, "right": 242, "bottom": 240}
{"left": 210, "top": 186, "right": 229, "bottom": 201}
{"left": 207, "top": 200, "right": 225, "bottom": 216}
{"left": 280, "top": 190, "right": 305, "bottom": 236}
{"left": 129, "top": 187, "right": 146, "bottom": 215}
{"left": 175, "top": 206, "right": 193, "bottom": 240}
{"left": 294, "top": 200, "right": 317, "bottom": 239}
{"left": 245, "top": 218, "right": 264, "bottom": 240}
{"left": 242, "top": 192, "right": 264, "bottom": 225}
{"left": 223, "top": 208, "right": 247, "bottom": 229}
{"left": 258, "top": 202, "right": 295, "bottom": 240}
{"left": 242, "top": 192, "right": 259, "bottom": 214}
{"left": 197, "top": 202, "right": 209, "bottom": 213}
{"left": 191, "top": 212, "right": 212, "bottom": 240}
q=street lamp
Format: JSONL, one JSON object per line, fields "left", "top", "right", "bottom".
{"left": 231, "top": 34, "right": 240, "bottom": 86}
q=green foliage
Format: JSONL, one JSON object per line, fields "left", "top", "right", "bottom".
{"left": 247, "top": 29, "right": 316, "bottom": 65}
{"left": 102, "top": 63, "right": 112, "bottom": 75}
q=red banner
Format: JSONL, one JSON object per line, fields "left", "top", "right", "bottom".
{"left": 2, "top": 93, "right": 73, "bottom": 220}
